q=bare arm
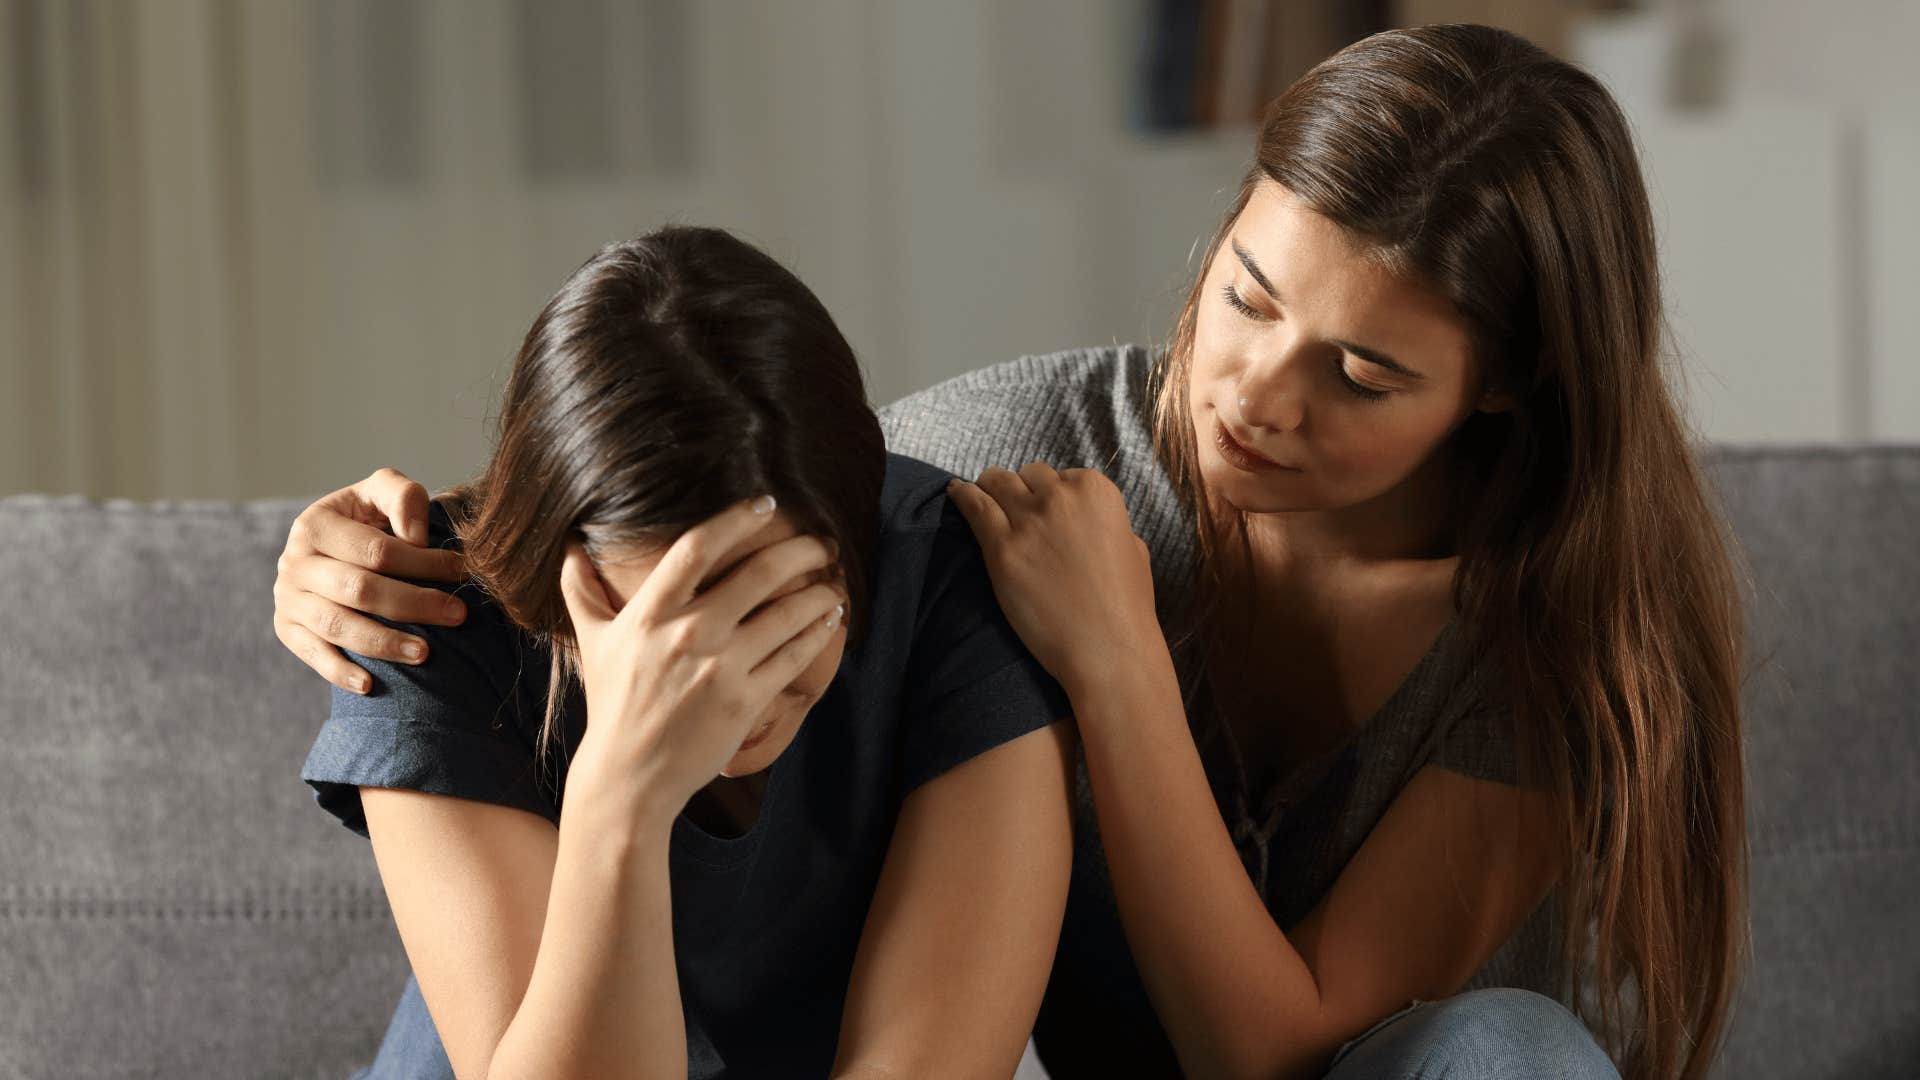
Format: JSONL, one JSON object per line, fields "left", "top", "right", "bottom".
{"left": 1065, "top": 644, "right": 1562, "bottom": 1080}
{"left": 830, "top": 720, "right": 1077, "bottom": 1079}
{"left": 363, "top": 775, "right": 687, "bottom": 1080}
{"left": 946, "top": 462, "right": 1564, "bottom": 1080}
{"left": 358, "top": 497, "right": 847, "bottom": 1079}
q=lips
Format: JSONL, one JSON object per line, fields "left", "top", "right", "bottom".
{"left": 1213, "top": 416, "right": 1296, "bottom": 472}
{"left": 737, "top": 713, "right": 779, "bottom": 753}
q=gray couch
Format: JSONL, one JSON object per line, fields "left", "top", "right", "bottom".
{"left": 1, "top": 445, "right": 1916, "bottom": 1078}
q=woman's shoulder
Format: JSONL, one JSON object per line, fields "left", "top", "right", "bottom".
{"left": 867, "top": 454, "right": 999, "bottom": 602}
{"left": 876, "top": 343, "right": 1158, "bottom": 472}
{"left": 350, "top": 494, "right": 540, "bottom": 700}
{"left": 877, "top": 344, "right": 1196, "bottom": 581}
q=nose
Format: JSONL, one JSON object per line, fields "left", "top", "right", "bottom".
{"left": 1232, "top": 347, "right": 1309, "bottom": 432}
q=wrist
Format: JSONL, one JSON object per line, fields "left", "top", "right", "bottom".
{"left": 568, "top": 735, "right": 688, "bottom": 839}
{"left": 1061, "top": 623, "right": 1179, "bottom": 707}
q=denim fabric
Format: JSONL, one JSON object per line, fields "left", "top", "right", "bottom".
{"left": 1324, "top": 988, "right": 1618, "bottom": 1079}
{"left": 349, "top": 974, "right": 454, "bottom": 1080}
{"left": 347, "top": 979, "right": 1616, "bottom": 1080}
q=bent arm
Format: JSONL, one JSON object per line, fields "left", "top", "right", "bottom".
{"left": 831, "top": 720, "right": 1077, "bottom": 1080}
{"left": 1064, "top": 644, "right": 1562, "bottom": 1080}
{"left": 363, "top": 765, "right": 688, "bottom": 1080}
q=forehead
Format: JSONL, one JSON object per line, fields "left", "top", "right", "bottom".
{"left": 1225, "top": 181, "right": 1476, "bottom": 379}
{"left": 595, "top": 509, "right": 807, "bottom": 583}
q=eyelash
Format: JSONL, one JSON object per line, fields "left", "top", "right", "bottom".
{"left": 1218, "top": 284, "right": 1390, "bottom": 402}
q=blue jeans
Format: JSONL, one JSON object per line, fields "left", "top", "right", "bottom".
{"left": 350, "top": 975, "right": 452, "bottom": 1080}
{"left": 351, "top": 977, "right": 1617, "bottom": 1079}
{"left": 1324, "top": 988, "right": 1620, "bottom": 1079}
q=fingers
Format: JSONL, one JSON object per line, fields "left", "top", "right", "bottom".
{"left": 745, "top": 601, "right": 841, "bottom": 695}
{"left": 282, "top": 589, "right": 430, "bottom": 666}
{"left": 278, "top": 552, "right": 466, "bottom": 628}
{"left": 970, "top": 465, "right": 1036, "bottom": 510}
{"left": 696, "top": 533, "right": 839, "bottom": 628}
{"left": 735, "top": 581, "right": 846, "bottom": 666}
{"left": 353, "top": 467, "right": 433, "bottom": 547}
{"left": 641, "top": 495, "right": 781, "bottom": 615}
{"left": 293, "top": 500, "right": 468, "bottom": 583}
{"left": 1017, "top": 460, "right": 1061, "bottom": 493}
{"left": 945, "top": 475, "right": 1010, "bottom": 539}
{"left": 275, "top": 618, "right": 375, "bottom": 694}
{"left": 558, "top": 543, "right": 617, "bottom": 644}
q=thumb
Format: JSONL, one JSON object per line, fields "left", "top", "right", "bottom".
{"left": 558, "top": 542, "right": 615, "bottom": 646}
{"left": 945, "top": 476, "right": 1008, "bottom": 541}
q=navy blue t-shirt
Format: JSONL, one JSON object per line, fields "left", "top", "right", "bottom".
{"left": 301, "top": 452, "right": 1070, "bottom": 1078}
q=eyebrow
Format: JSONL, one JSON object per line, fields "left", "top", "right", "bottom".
{"left": 1230, "top": 238, "right": 1426, "bottom": 381}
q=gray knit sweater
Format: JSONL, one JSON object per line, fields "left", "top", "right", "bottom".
{"left": 878, "top": 344, "right": 1566, "bottom": 1078}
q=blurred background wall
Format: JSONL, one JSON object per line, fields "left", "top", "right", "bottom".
{"left": 2, "top": 0, "right": 1916, "bottom": 501}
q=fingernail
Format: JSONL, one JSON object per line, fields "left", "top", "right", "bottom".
{"left": 403, "top": 641, "right": 426, "bottom": 662}
{"left": 751, "top": 494, "right": 777, "bottom": 514}
{"left": 826, "top": 604, "right": 843, "bottom": 630}
{"left": 445, "top": 599, "right": 466, "bottom": 623}
{"left": 352, "top": 675, "right": 371, "bottom": 694}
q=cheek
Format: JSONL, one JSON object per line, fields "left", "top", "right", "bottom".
{"left": 1190, "top": 304, "right": 1233, "bottom": 378}
{"left": 1318, "top": 405, "right": 1453, "bottom": 479}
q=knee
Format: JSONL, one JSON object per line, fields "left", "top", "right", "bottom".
{"left": 1409, "top": 988, "right": 1618, "bottom": 1079}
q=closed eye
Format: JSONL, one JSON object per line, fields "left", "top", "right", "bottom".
{"left": 1222, "top": 283, "right": 1392, "bottom": 402}
{"left": 1221, "top": 283, "right": 1268, "bottom": 321}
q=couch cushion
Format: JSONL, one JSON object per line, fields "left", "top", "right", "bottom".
{"left": 1701, "top": 446, "right": 1920, "bottom": 1077}
{"left": 0, "top": 445, "right": 1916, "bottom": 1077}
{"left": 0, "top": 495, "right": 408, "bottom": 1077}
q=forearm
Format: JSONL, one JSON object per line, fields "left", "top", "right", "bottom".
{"left": 1066, "top": 644, "right": 1332, "bottom": 1080}
{"left": 487, "top": 782, "right": 685, "bottom": 1080}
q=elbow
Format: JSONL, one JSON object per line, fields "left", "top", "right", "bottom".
{"left": 1198, "top": 1047, "right": 1338, "bottom": 1080}
{"left": 1178, "top": 1001, "right": 1344, "bottom": 1080}
{"left": 487, "top": 1046, "right": 689, "bottom": 1080}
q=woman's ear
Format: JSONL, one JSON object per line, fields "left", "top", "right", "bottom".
{"left": 1476, "top": 385, "right": 1517, "bottom": 414}
{"left": 1474, "top": 371, "right": 1518, "bottom": 415}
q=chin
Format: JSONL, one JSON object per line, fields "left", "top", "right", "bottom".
{"left": 1201, "top": 456, "right": 1320, "bottom": 515}
{"left": 718, "top": 703, "right": 810, "bottom": 777}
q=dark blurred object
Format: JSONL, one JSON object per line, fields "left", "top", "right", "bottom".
{"left": 1135, "top": 0, "right": 1206, "bottom": 130}
{"left": 1135, "top": 0, "right": 1623, "bottom": 133}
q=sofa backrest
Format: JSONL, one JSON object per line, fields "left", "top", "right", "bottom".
{"left": 1698, "top": 446, "right": 1920, "bottom": 1076}
{"left": 0, "top": 496, "right": 399, "bottom": 1078}
{"left": 0, "top": 445, "right": 1914, "bottom": 1076}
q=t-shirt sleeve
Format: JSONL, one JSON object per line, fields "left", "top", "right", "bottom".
{"left": 298, "top": 505, "right": 561, "bottom": 839}
{"left": 896, "top": 505, "right": 1073, "bottom": 793}
{"left": 1429, "top": 698, "right": 1523, "bottom": 786}
{"left": 1426, "top": 642, "right": 1538, "bottom": 788}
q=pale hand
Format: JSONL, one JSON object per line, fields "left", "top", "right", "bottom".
{"left": 558, "top": 498, "right": 846, "bottom": 814}
{"left": 946, "top": 463, "right": 1162, "bottom": 693}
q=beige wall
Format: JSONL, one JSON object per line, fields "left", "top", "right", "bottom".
{"left": 3, "top": 0, "right": 1915, "bottom": 501}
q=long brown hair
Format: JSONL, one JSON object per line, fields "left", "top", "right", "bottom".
{"left": 1151, "top": 24, "right": 1747, "bottom": 1079}
{"left": 443, "top": 225, "right": 886, "bottom": 767}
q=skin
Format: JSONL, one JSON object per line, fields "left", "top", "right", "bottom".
{"left": 1187, "top": 181, "right": 1510, "bottom": 560}
{"left": 346, "top": 498, "right": 1072, "bottom": 1080}
{"left": 946, "top": 180, "right": 1562, "bottom": 1080}
{"left": 269, "top": 179, "right": 1558, "bottom": 1076}
{"left": 587, "top": 508, "right": 849, "bottom": 801}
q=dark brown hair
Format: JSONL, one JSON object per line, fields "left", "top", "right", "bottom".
{"left": 443, "top": 225, "right": 886, "bottom": 763}
{"left": 1151, "top": 24, "right": 1747, "bottom": 1080}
